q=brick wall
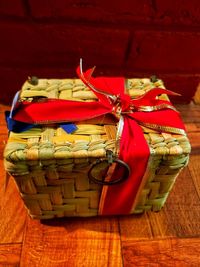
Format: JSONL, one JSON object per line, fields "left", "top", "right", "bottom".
{"left": 1, "top": 0, "right": 200, "bottom": 104}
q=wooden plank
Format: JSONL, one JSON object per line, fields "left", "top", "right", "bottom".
{"left": 0, "top": 170, "right": 27, "bottom": 244}
{"left": 147, "top": 204, "right": 200, "bottom": 239}
{"left": 122, "top": 237, "right": 200, "bottom": 267}
{"left": 178, "top": 103, "right": 200, "bottom": 154}
{"left": 166, "top": 166, "right": 200, "bottom": 206}
{"left": 188, "top": 154, "right": 200, "bottom": 199}
{"left": 187, "top": 132, "right": 200, "bottom": 154}
{"left": 146, "top": 165, "right": 200, "bottom": 238}
{"left": 119, "top": 213, "right": 153, "bottom": 241}
{"left": 20, "top": 217, "right": 122, "bottom": 267}
{"left": 185, "top": 122, "right": 200, "bottom": 133}
{"left": 0, "top": 128, "right": 7, "bottom": 136}
{"left": 0, "top": 116, "right": 7, "bottom": 127}
{"left": 145, "top": 166, "right": 199, "bottom": 238}
{"left": 0, "top": 105, "right": 10, "bottom": 113}
{"left": 0, "top": 134, "right": 27, "bottom": 244}
{"left": 0, "top": 135, "right": 8, "bottom": 154}
{"left": 176, "top": 103, "right": 200, "bottom": 123}
{"left": 120, "top": 166, "right": 200, "bottom": 241}
{"left": 0, "top": 243, "right": 22, "bottom": 266}
{"left": 194, "top": 84, "right": 200, "bottom": 104}
{"left": 0, "top": 105, "right": 9, "bottom": 135}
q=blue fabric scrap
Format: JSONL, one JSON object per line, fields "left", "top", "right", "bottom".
{"left": 5, "top": 111, "right": 34, "bottom": 133}
{"left": 5, "top": 109, "right": 77, "bottom": 134}
{"left": 60, "top": 123, "right": 78, "bottom": 134}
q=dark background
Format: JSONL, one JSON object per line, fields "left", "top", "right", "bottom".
{"left": 0, "top": 0, "right": 200, "bottom": 104}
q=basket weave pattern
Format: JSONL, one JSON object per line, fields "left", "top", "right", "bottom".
{"left": 4, "top": 78, "right": 191, "bottom": 219}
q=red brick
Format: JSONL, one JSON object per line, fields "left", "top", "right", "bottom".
{"left": 155, "top": 0, "right": 200, "bottom": 26}
{"left": 27, "top": 0, "right": 200, "bottom": 27}
{"left": 28, "top": 0, "right": 154, "bottom": 24}
{"left": 159, "top": 74, "right": 200, "bottom": 104}
{"left": 127, "top": 31, "right": 200, "bottom": 72}
{"left": 0, "top": 0, "right": 25, "bottom": 17}
{"left": 0, "top": 22, "right": 129, "bottom": 68}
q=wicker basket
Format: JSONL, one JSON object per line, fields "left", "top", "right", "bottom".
{"left": 4, "top": 77, "right": 191, "bottom": 219}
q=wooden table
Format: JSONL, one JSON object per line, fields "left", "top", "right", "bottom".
{"left": 0, "top": 103, "right": 200, "bottom": 267}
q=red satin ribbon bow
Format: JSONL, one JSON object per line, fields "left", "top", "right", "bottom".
{"left": 12, "top": 65, "right": 186, "bottom": 215}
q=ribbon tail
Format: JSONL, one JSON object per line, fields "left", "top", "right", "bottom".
{"left": 77, "top": 61, "right": 126, "bottom": 107}
{"left": 11, "top": 100, "right": 112, "bottom": 124}
{"left": 128, "top": 109, "right": 186, "bottom": 135}
{"left": 131, "top": 87, "right": 180, "bottom": 108}
{"left": 76, "top": 64, "right": 112, "bottom": 106}
{"left": 99, "top": 116, "right": 150, "bottom": 215}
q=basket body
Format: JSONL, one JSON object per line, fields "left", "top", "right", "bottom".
{"left": 4, "top": 77, "right": 190, "bottom": 219}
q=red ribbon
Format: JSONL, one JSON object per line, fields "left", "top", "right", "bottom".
{"left": 12, "top": 66, "right": 185, "bottom": 215}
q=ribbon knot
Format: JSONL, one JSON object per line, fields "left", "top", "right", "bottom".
{"left": 117, "top": 94, "right": 132, "bottom": 113}
{"left": 109, "top": 94, "right": 131, "bottom": 118}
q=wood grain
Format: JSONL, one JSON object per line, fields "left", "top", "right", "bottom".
{"left": 182, "top": 104, "right": 200, "bottom": 154}
{"left": 0, "top": 133, "right": 27, "bottom": 244}
{"left": 150, "top": 165, "right": 200, "bottom": 238}
{"left": 122, "top": 237, "right": 200, "bottom": 267}
{"left": 0, "top": 175, "right": 27, "bottom": 244}
{"left": 0, "top": 106, "right": 27, "bottom": 244}
{"left": 187, "top": 132, "right": 200, "bottom": 154}
{"left": 20, "top": 217, "right": 122, "bottom": 267}
{"left": 0, "top": 244, "right": 21, "bottom": 267}
{"left": 188, "top": 154, "right": 200, "bottom": 199}
{"left": 0, "top": 178, "right": 27, "bottom": 244}
{"left": 166, "top": 166, "right": 200, "bottom": 207}
{"left": 119, "top": 213, "right": 153, "bottom": 241}
{"left": 119, "top": 166, "right": 200, "bottom": 241}
{"left": 185, "top": 122, "right": 200, "bottom": 132}
{"left": 175, "top": 103, "right": 200, "bottom": 123}
{"left": 147, "top": 204, "right": 200, "bottom": 239}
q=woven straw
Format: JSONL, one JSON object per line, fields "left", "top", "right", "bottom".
{"left": 4, "top": 77, "right": 191, "bottom": 219}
